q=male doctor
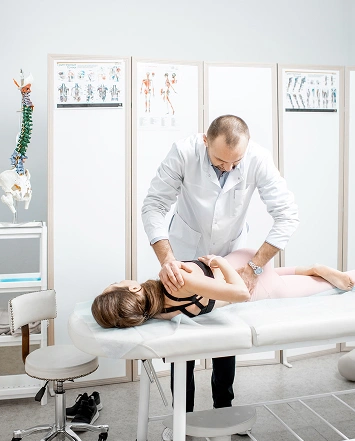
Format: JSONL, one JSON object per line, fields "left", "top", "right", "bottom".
{"left": 142, "top": 115, "right": 299, "bottom": 433}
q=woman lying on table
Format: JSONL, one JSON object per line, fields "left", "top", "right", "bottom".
{"left": 91, "top": 248, "right": 355, "bottom": 329}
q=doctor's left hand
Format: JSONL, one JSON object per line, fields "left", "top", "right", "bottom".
{"left": 237, "top": 265, "right": 258, "bottom": 293}
{"left": 159, "top": 261, "right": 192, "bottom": 294}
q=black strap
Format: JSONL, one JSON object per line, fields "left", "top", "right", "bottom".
{"left": 164, "top": 291, "right": 198, "bottom": 302}
{"left": 163, "top": 301, "right": 196, "bottom": 313}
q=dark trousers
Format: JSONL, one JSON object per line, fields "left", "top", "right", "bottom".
{"left": 170, "top": 356, "right": 235, "bottom": 412}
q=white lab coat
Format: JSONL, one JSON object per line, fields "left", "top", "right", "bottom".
{"left": 142, "top": 134, "right": 299, "bottom": 260}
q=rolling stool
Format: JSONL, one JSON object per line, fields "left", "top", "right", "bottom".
{"left": 9, "top": 289, "right": 109, "bottom": 441}
{"left": 163, "top": 405, "right": 256, "bottom": 441}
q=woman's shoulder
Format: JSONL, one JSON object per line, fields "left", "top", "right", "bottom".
{"left": 181, "top": 261, "right": 206, "bottom": 275}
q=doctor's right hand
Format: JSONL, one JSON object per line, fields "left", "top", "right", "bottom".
{"left": 159, "top": 261, "right": 192, "bottom": 294}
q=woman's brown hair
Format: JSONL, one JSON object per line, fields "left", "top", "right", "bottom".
{"left": 91, "top": 279, "right": 166, "bottom": 328}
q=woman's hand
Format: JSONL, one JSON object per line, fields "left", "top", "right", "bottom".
{"left": 198, "top": 255, "right": 222, "bottom": 268}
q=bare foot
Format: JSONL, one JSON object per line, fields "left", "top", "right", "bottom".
{"left": 314, "top": 265, "right": 355, "bottom": 291}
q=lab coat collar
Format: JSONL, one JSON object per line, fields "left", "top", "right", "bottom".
{"left": 202, "top": 146, "right": 220, "bottom": 187}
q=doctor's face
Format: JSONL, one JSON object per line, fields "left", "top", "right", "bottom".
{"left": 204, "top": 134, "right": 248, "bottom": 172}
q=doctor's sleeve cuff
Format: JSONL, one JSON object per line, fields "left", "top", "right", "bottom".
{"left": 150, "top": 236, "right": 169, "bottom": 245}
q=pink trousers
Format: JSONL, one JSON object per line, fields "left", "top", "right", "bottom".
{"left": 224, "top": 249, "right": 355, "bottom": 302}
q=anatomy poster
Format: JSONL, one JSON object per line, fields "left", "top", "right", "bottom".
{"left": 56, "top": 61, "right": 124, "bottom": 108}
{"left": 284, "top": 70, "right": 338, "bottom": 112}
{"left": 137, "top": 63, "right": 184, "bottom": 129}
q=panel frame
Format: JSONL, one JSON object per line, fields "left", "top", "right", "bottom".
{"left": 131, "top": 57, "right": 204, "bottom": 377}
{"left": 278, "top": 63, "right": 345, "bottom": 360}
{"left": 278, "top": 63, "right": 345, "bottom": 270}
{"left": 343, "top": 66, "right": 355, "bottom": 273}
{"left": 340, "top": 66, "right": 355, "bottom": 353}
{"left": 47, "top": 53, "right": 132, "bottom": 384}
{"left": 204, "top": 62, "right": 281, "bottom": 367}
{"left": 131, "top": 57, "right": 204, "bottom": 279}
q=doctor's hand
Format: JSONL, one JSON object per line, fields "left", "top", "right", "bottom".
{"left": 237, "top": 265, "right": 258, "bottom": 293}
{"left": 159, "top": 261, "right": 192, "bottom": 294}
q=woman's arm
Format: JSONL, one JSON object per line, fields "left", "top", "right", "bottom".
{"left": 181, "top": 256, "right": 250, "bottom": 303}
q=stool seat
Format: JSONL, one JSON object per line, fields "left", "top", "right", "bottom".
{"left": 163, "top": 405, "right": 256, "bottom": 438}
{"left": 25, "top": 344, "right": 99, "bottom": 381}
{"left": 338, "top": 349, "right": 355, "bottom": 381}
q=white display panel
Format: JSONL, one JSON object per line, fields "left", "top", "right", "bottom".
{"left": 48, "top": 56, "right": 130, "bottom": 382}
{"left": 205, "top": 64, "right": 277, "bottom": 253}
{"left": 280, "top": 66, "right": 343, "bottom": 268}
{"left": 347, "top": 69, "right": 355, "bottom": 270}
{"left": 205, "top": 64, "right": 278, "bottom": 365}
{"left": 133, "top": 59, "right": 202, "bottom": 377}
{"left": 133, "top": 59, "right": 203, "bottom": 282}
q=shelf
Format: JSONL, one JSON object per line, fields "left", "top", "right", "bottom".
{"left": 0, "top": 273, "right": 43, "bottom": 294}
{"left": 0, "top": 222, "right": 48, "bottom": 403}
{"left": 0, "top": 374, "right": 42, "bottom": 401}
{"left": 0, "top": 332, "right": 43, "bottom": 346}
{"left": 0, "top": 221, "right": 45, "bottom": 229}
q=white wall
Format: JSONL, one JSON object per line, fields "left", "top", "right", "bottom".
{"left": 0, "top": 0, "right": 352, "bottom": 271}
{"left": 350, "top": 0, "right": 355, "bottom": 64}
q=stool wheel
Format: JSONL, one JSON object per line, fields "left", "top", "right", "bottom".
{"left": 11, "top": 438, "right": 22, "bottom": 441}
{"left": 98, "top": 433, "right": 108, "bottom": 441}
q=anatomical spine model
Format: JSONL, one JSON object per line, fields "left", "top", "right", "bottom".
{"left": 0, "top": 71, "right": 34, "bottom": 215}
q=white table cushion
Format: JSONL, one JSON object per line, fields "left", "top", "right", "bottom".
{"left": 68, "top": 301, "right": 252, "bottom": 360}
{"left": 232, "top": 292, "right": 355, "bottom": 346}
{"left": 25, "top": 344, "right": 99, "bottom": 381}
{"left": 68, "top": 292, "right": 355, "bottom": 361}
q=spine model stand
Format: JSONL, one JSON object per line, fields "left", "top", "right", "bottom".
{"left": 0, "top": 70, "right": 34, "bottom": 220}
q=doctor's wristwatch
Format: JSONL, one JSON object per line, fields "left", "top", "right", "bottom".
{"left": 248, "top": 260, "right": 263, "bottom": 275}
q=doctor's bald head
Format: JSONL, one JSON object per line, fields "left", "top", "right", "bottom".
{"left": 207, "top": 115, "right": 250, "bottom": 148}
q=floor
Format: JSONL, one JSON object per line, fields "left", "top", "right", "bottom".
{"left": 1, "top": 352, "right": 355, "bottom": 441}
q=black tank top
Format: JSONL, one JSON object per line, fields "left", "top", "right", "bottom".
{"left": 162, "top": 260, "right": 216, "bottom": 318}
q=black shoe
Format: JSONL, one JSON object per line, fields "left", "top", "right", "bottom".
{"left": 90, "top": 391, "right": 103, "bottom": 411}
{"left": 66, "top": 392, "right": 89, "bottom": 419}
{"left": 66, "top": 391, "right": 102, "bottom": 419}
{"left": 71, "top": 397, "right": 99, "bottom": 429}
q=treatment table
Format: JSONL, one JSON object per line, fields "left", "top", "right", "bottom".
{"left": 68, "top": 290, "right": 355, "bottom": 440}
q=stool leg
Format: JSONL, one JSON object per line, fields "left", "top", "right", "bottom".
{"left": 12, "top": 424, "right": 53, "bottom": 440}
{"left": 173, "top": 361, "right": 186, "bottom": 441}
{"left": 137, "top": 363, "right": 151, "bottom": 441}
{"left": 63, "top": 429, "right": 82, "bottom": 441}
{"left": 40, "top": 426, "right": 61, "bottom": 441}
{"left": 54, "top": 383, "right": 66, "bottom": 431}
{"left": 68, "top": 423, "right": 109, "bottom": 434}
